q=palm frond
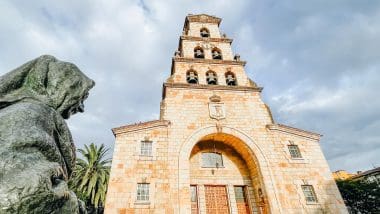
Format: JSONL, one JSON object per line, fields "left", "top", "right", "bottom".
{"left": 69, "top": 143, "right": 111, "bottom": 210}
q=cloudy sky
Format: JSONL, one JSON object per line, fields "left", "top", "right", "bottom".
{"left": 1, "top": 0, "right": 379, "bottom": 173}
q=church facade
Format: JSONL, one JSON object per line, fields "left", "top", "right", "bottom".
{"left": 105, "top": 14, "right": 347, "bottom": 214}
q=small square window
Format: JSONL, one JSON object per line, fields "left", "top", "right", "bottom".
{"left": 201, "top": 152, "right": 223, "bottom": 168}
{"left": 137, "top": 183, "right": 149, "bottom": 201}
{"left": 140, "top": 141, "right": 152, "bottom": 156}
{"left": 301, "top": 185, "right": 317, "bottom": 203}
{"left": 288, "top": 145, "right": 302, "bottom": 158}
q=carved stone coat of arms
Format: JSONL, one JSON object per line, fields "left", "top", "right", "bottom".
{"left": 209, "top": 103, "right": 226, "bottom": 120}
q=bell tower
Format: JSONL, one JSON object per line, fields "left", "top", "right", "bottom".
{"left": 165, "top": 14, "right": 254, "bottom": 86}
{"left": 161, "top": 14, "right": 262, "bottom": 122}
{"left": 106, "top": 14, "right": 347, "bottom": 214}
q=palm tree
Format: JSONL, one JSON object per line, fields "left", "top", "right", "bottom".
{"left": 70, "top": 143, "right": 111, "bottom": 213}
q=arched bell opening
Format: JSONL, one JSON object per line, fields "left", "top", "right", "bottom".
{"left": 194, "top": 47, "right": 205, "bottom": 59}
{"left": 225, "top": 71, "right": 237, "bottom": 86}
{"left": 206, "top": 70, "right": 218, "bottom": 85}
{"left": 200, "top": 28, "right": 210, "bottom": 38}
{"left": 211, "top": 48, "right": 222, "bottom": 60}
{"left": 188, "top": 133, "right": 267, "bottom": 214}
{"left": 186, "top": 70, "right": 199, "bottom": 84}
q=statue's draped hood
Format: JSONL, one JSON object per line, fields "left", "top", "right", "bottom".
{"left": 0, "top": 55, "right": 95, "bottom": 118}
{"left": 0, "top": 55, "right": 93, "bottom": 213}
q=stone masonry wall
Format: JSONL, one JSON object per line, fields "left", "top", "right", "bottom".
{"left": 106, "top": 126, "right": 172, "bottom": 214}
{"left": 267, "top": 130, "right": 347, "bottom": 213}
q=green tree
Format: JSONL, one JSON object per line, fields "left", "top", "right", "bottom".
{"left": 336, "top": 179, "right": 379, "bottom": 213}
{"left": 69, "top": 143, "right": 111, "bottom": 214}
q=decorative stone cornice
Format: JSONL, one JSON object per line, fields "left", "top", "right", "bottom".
{"left": 266, "top": 124, "right": 322, "bottom": 141}
{"left": 186, "top": 14, "right": 222, "bottom": 25}
{"left": 163, "top": 83, "right": 262, "bottom": 92}
{"left": 173, "top": 57, "right": 246, "bottom": 66}
{"left": 112, "top": 120, "right": 170, "bottom": 136}
{"left": 180, "top": 36, "right": 233, "bottom": 43}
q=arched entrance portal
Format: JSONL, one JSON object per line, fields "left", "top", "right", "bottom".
{"left": 190, "top": 133, "right": 260, "bottom": 213}
{"left": 178, "top": 126, "right": 276, "bottom": 214}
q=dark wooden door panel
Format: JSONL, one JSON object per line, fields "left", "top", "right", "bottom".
{"left": 205, "top": 185, "right": 230, "bottom": 214}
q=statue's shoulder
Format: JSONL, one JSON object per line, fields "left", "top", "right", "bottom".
{"left": 1, "top": 101, "right": 55, "bottom": 118}
{"left": 0, "top": 101, "right": 64, "bottom": 131}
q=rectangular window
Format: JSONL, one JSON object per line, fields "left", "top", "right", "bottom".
{"left": 202, "top": 152, "right": 223, "bottom": 168}
{"left": 234, "top": 186, "right": 246, "bottom": 202}
{"left": 137, "top": 183, "right": 149, "bottom": 201}
{"left": 190, "top": 185, "right": 199, "bottom": 214}
{"left": 140, "top": 141, "right": 152, "bottom": 156}
{"left": 288, "top": 145, "right": 302, "bottom": 158}
{"left": 302, "top": 185, "right": 317, "bottom": 203}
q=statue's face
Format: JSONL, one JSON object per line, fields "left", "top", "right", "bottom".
{"left": 62, "top": 92, "right": 89, "bottom": 119}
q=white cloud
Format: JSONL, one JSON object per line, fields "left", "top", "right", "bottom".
{"left": 1, "top": 0, "right": 380, "bottom": 172}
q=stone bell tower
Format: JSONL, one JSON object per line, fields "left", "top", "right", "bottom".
{"left": 105, "top": 14, "right": 347, "bottom": 214}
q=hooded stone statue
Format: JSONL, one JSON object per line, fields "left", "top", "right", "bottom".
{"left": 0, "top": 55, "right": 95, "bottom": 213}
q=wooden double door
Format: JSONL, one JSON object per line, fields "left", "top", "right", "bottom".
{"left": 192, "top": 185, "right": 251, "bottom": 214}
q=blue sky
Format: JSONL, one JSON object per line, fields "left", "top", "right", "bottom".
{"left": 1, "top": 0, "right": 379, "bottom": 172}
